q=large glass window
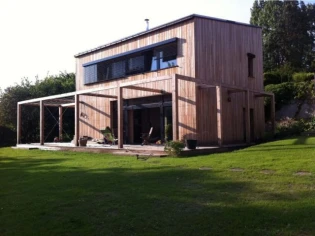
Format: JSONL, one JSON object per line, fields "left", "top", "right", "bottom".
{"left": 84, "top": 39, "right": 177, "bottom": 84}
{"left": 112, "top": 61, "right": 125, "bottom": 78}
{"left": 127, "top": 55, "right": 145, "bottom": 75}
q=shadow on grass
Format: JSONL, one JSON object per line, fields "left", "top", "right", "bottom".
{"left": 241, "top": 136, "right": 314, "bottom": 153}
{"left": 293, "top": 136, "right": 310, "bottom": 145}
{"left": 0, "top": 156, "right": 314, "bottom": 235}
{"left": 241, "top": 146, "right": 315, "bottom": 153}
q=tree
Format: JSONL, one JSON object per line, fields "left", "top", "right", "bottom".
{"left": 250, "top": 0, "right": 315, "bottom": 72}
{"left": 0, "top": 72, "right": 75, "bottom": 145}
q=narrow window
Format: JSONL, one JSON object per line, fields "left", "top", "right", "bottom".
{"left": 247, "top": 53, "right": 255, "bottom": 78}
{"left": 83, "top": 38, "right": 178, "bottom": 84}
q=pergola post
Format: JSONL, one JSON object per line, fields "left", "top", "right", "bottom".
{"left": 216, "top": 86, "right": 223, "bottom": 146}
{"left": 40, "top": 100, "right": 44, "bottom": 145}
{"left": 17, "top": 104, "right": 21, "bottom": 144}
{"left": 245, "top": 90, "right": 251, "bottom": 144}
{"left": 172, "top": 75, "right": 178, "bottom": 140}
{"left": 117, "top": 86, "right": 124, "bottom": 148}
{"left": 74, "top": 94, "right": 80, "bottom": 147}
{"left": 59, "top": 106, "right": 63, "bottom": 141}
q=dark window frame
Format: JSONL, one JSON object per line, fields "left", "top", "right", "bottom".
{"left": 83, "top": 38, "right": 178, "bottom": 85}
{"left": 247, "top": 53, "right": 255, "bottom": 78}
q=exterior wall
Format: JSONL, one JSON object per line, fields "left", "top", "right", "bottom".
{"left": 176, "top": 75, "right": 197, "bottom": 141}
{"left": 76, "top": 20, "right": 195, "bottom": 91}
{"left": 196, "top": 87, "right": 218, "bottom": 144}
{"left": 194, "top": 18, "right": 265, "bottom": 144}
{"left": 74, "top": 17, "right": 265, "bottom": 144}
{"left": 75, "top": 20, "right": 196, "bottom": 139}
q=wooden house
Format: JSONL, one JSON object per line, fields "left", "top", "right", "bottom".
{"left": 17, "top": 14, "right": 275, "bottom": 148}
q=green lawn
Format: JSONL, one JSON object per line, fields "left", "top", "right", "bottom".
{"left": 1, "top": 137, "right": 315, "bottom": 235}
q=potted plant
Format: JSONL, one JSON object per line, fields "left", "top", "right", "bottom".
{"left": 79, "top": 136, "right": 88, "bottom": 147}
{"left": 184, "top": 133, "right": 198, "bottom": 150}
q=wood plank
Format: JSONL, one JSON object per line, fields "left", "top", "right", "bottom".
{"left": 228, "top": 89, "right": 246, "bottom": 94}
{"left": 117, "top": 87, "right": 124, "bottom": 148}
{"left": 172, "top": 75, "right": 179, "bottom": 140}
{"left": 216, "top": 86, "right": 223, "bottom": 146}
{"left": 124, "top": 85, "right": 168, "bottom": 94}
{"left": 18, "top": 85, "right": 119, "bottom": 105}
{"left": 120, "top": 75, "right": 171, "bottom": 87}
{"left": 59, "top": 106, "right": 63, "bottom": 141}
{"left": 245, "top": 90, "right": 250, "bottom": 144}
{"left": 61, "top": 103, "right": 75, "bottom": 107}
{"left": 40, "top": 100, "right": 44, "bottom": 145}
{"left": 84, "top": 93, "right": 117, "bottom": 99}
{"left": 197, "top": 84, "right": 216, "bottom": 89}
{"left": 74, "top": 94, "right": 80, "bottom": 147}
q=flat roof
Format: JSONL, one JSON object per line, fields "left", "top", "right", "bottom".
{"left": 74, "top": 14, "right": 260, "bottom": 58}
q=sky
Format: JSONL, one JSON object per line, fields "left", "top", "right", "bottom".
{"left": 0, "top": 0, "right": 313, "bottom": 90}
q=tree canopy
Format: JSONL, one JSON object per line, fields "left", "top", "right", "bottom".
{"left": 250, "top": 0, "right": 315, "bottom": 72}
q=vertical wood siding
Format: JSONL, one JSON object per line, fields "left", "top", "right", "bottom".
{"left": 76, "top": 20, "right": 196, "bottom": 140}
{"left": 75, "top": 17, "right": 265, "bottom": 144}
{"left": 194, "top": 18, "right": 265, "bottom": 144}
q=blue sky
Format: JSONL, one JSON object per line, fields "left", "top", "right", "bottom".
{"left": 0, "top": 0, "right": 314, "bottom": 89}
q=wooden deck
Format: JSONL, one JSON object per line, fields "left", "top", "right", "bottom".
{"left": 13, "top": 142, "right": 249, "bottom": 157}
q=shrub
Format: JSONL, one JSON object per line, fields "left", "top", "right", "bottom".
{"left": 164, "top": 140, "right": 185, "bottom": 157}
{"left": 292, "top": 72, "right": 315, "bottom": 82}
{"left": 275, "top": 118, "right": 306, "bottom": 138}
{"left": 264, "top": 71, "right": 282, "bottom": 86}
{"left": 0, "top": 126, "right": 16, "bottom": 147}
{"left": 264, "top": 68, "right": 294, "bottom": 86}
{"left": 265, "top": 82, "right": 295, "bottom": 110}
{"left": 303, "top": 116, "right": 315, "bottom": 131}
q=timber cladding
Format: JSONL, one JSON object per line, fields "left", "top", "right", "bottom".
{"left": 76, "top": 19, "right": 197, "bottom": 140}
{"left": 75, "top": 19, "right": 196, "bottom": 91}
{"left": 194, "top": 17, "right": 265, "bottom": 144}
{"left": 74, "top": 15, "right": 269, "bottom": 145}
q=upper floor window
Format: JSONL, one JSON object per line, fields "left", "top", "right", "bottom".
{"left": 247, "top": 53, "right": 255, "bottom": 78}
{"left": 151, "top": 43, "right": 177, "bottom": 70}
{"left": 83, "top": 38, "right": 178, "bottom": 85}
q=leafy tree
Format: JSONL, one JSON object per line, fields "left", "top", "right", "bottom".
{"left": 0, "top": 72, "right": 75, "bottom": 145}
{"left": 250, "top": 0, "right": 315, "bottom": 72}
{"left": 265, "top": 81, "right": 314, "bottom": 118}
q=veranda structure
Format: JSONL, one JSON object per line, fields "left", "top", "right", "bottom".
{"left": 17, "top": 74, "right": 275, "bottom": 148}
{"left": 17, "top": 14, "right": 275, "bottom": 148}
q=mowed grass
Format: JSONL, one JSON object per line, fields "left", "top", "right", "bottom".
{"left": 1, "top": 137, "right": 315, "bottom": 236}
